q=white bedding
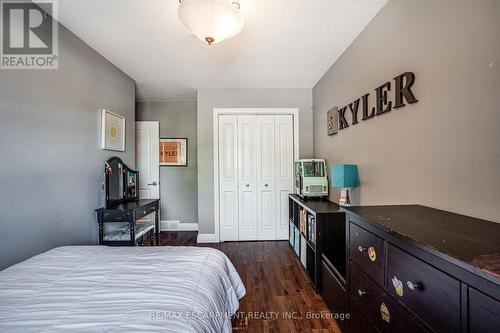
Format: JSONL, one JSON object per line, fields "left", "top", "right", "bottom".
{"left": 0, "top": 246, "right": 246, "bottom": 333}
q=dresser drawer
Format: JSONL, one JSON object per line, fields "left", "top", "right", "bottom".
{"left": 137, "top": 204, "right": 157, "bottom": 219}
{"left": 321, "top": 259, "right": 347, "bottom": 332}
{"left": 387, "top": 244, "right": 460, "bottom": 333}
{"left": 469, "top": 287, "right": 500, "bottom": 333}
{"left": 350, "top": 261, "right": 427, "bottom": 333}
{"left": 349, "top": 302, "right": 377, "bottom": 333}
{"left": 349, "top": 221, "right": 385, "bottom": 284}
{"left": 102, "top": 210, "right": 133, "bottom": 222}
{"left": 322, "top": 259, "right": 347, "bottom": 312}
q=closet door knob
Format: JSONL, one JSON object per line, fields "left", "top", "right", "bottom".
{"left": 264, "top": 184, "right": 269, "bottom": 187}
{"left": 246, "top": 184, "right": 250, "bottom": 187}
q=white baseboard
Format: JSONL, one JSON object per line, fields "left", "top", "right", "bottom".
{"left": 197, "top": 233, "right": 219, "bottom": 243}
{"left": 160, "top": 221, "right": 198, "bottom": 232}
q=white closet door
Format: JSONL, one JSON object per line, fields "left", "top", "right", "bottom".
{"left": 275, "top": 115, "right": 294, "bottom": 240}
{"left": 219, "top": 115, "right": 239, "bottom": 241}
{"left": 256, "top": 115, "right": 276, "bottom": 240}
{"left": 237, "top": 115, "right": 258, "bottom": 240}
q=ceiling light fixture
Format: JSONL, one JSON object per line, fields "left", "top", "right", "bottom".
{"left": 177, "top": 0, "right": 244, "bottom": 45}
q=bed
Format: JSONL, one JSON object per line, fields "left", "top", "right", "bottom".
{"left": 0, "top": 246, "right": 246, "bottom": 333}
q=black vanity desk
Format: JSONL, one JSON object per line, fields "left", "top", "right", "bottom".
{"left": 96, "top": 199, "right": 160, "bottom": 246}
{"left": 96, "top": 157, "right": 160, "bottom": 246}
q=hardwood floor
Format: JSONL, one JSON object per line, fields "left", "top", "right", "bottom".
{"left": 157, "top": 232, "right": 342, "bottom": 333}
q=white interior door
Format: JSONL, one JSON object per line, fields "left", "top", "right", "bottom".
{"left": 237, "top": 115, "right": 258, "bottom": 240}
{"left": 256, "top": 115, "right": 276, "bottom": 240}
{"left": 275, "top": 115, "right": 294, "bottom": 239}
{"left": 219, "top": 115, "right": 239, "bottom": 241}
{"left": 136, "top": 121, "right": 160, "bottom": 222}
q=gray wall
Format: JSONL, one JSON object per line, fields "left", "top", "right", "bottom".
{"left": 313, "top": 0, "right": 500, "bottom": 222}
{"left": 197, "top": 88, "right": 313, "bottom": 234}
{"left": 0, "top": 24, "right": 135, "bottom": 269}
{"left": 136, "top": 101, "right": 198, "bottom": 225}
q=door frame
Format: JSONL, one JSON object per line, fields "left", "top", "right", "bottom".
{"left": 213, "top": 108, "right": 300, "bottom": 242}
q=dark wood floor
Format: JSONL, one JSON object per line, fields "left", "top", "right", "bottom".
{"left": 158, "top": 231, "right": 341, "bottom": 333}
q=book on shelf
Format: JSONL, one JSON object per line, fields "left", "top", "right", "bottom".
{"left": 308, "top": 215, "right": 316, "bottom": 245}
{"left": 300, "top": 235, "right": 307, "bottom": 267}
{"left": 307, "top": 220, "right": 311, "bottom": 241}
{"left": 312, "top": 222, "right": 316, "bottom": 245}
{"left": 300, "top": 209, "right": 306, "bottom": 235}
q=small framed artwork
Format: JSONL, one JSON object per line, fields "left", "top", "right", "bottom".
{"left": 101, "top": 109, "right": 125, "bottom": 151}
{"left": 327, "top": 107, "right": 338, "bottom": 136}
{"left": 159, "top": 138, "right": 188, "bottom": 167}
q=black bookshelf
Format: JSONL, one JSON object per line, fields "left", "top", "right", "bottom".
{"left": 288, "top": 194, "right": 346, "bottom": 293}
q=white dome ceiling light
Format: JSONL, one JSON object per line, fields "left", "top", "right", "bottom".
{"left": 177, "top": 0, "right": 245, "bottom": 45}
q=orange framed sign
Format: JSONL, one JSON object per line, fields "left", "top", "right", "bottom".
{"left": 159, "top": 138, "right": 187, "bottom": 166}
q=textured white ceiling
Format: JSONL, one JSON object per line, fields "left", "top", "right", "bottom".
{"left": 57, "top": 0, "right": 387, "bottom": 101}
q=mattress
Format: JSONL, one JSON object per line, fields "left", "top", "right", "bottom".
{"left": 0, "top": 246, "right": 246, "bottom": 333}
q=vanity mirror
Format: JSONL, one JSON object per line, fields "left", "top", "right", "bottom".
{"left": 104, "top": 157, "right": 139, "bottom": 208}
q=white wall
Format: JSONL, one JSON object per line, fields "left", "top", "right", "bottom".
{"left": 197, "top": 88, "right": 313, "bottom": 234}
{"left": 313, "top": 0, "right": 500, "bottom": 222}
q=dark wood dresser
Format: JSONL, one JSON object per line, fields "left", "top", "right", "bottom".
{"left": 330, "top": 205, "right": 500, "bottom": 333}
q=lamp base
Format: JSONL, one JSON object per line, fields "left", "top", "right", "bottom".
{"left": 339, "top": 188, "right": 351, "bottom": 206}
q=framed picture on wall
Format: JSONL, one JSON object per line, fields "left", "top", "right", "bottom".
{"left": 159, "top": 138, "right": 188, "bottom": 167}
{"left": 101, "top": 109, "right": 125, "bottom": 151}
{"left": 327, "top": 107, "right": 338, "bottom": 136}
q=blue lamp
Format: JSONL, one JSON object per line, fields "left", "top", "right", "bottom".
{"left": 331, "top": 164, "right": 359, "bottom": 206}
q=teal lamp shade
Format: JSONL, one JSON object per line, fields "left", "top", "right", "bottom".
{"left": 331, "top": 164, "right": 359, "bottom": 188}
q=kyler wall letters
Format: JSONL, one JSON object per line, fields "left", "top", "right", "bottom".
{"left": 327, "top": 72, "right": 418, "bottom": 136}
